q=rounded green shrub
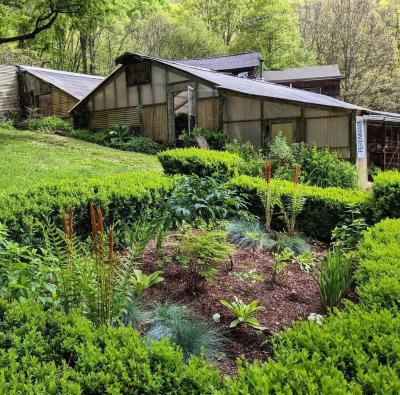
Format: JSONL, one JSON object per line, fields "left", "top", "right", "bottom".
{"left": 0, "top": 300, "right": 221, "bottom": 394}
{"left": 356, "top": 218, "right": 400, "bottom": 311}
{"left": 372, "top": 171, "right": 400, "bottom": 220}
{"left": 221, "top": 305, "right": 400, "bottom": 394}
{"left": 158, "top": 148, "right": 241, "bottom": 179}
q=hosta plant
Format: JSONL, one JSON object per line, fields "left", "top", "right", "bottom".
{"left": 295, "top": 252, "right": 316, "bottom": 272}
{"left": 129, "top": 269, "right": 164, "bottom": 297}
{"left": 220, "top": 297, "right": 265, "bottom": 331}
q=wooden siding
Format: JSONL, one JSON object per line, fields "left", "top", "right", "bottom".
{"left": 306, "top": 115, "right": 350, "bottom": 158}
{"left": 264, "top": 101, "right": 301, "bottom": 119}
{"left": 197, "top": 98, "right": 219, "bottom": 130}
{"left": 89, "top": 107, "right": 140, "bottom": 129}
{"left": 142, "top": 104, "right": 167, "bottom": 142}
{"left": 0, "top": 65, "right": 19, "bottom": 113}
{"left": 226, "top": 95, "right": 260, "bottom": 122}
{"left": 51, "top": 87, "right": 78, "bottom": 119}
{"left": 197, "top": 83, "right": 217, "bottom": 99}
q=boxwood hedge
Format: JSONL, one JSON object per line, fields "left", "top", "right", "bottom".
{"left": 222, "top": 305, "right": 400, "bottom": 394}
{"left": 225, "top": 175, "right": 371, "bottom": 241}
{"left": 0, "top": 172, "right": 173, "bottom": 246}
{"left": 0, "top": 300, "right": 221, "bottom": 394}
{"left": 0, "top": 196, "right": 399, "bottom": 392}
{"left": 355, "top": 218, "right": 400, "bottom": 311}
{"left": 372, "top": 171, "right": 400, "bottom": 220}
{"left": 158, "top": 148, "right": 241, "bottom": 179}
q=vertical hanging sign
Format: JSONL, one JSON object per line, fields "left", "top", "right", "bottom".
{"left": 355, "top": 116, "right": 366, "bottom": 158}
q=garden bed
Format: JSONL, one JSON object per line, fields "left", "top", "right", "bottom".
{"left": 138, "top": 234, "right": 327, "bottom": 375}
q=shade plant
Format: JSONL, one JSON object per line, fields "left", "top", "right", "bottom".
{"left": 163, "top": 175, "right": 246, "bottom": 228}
{"left": 220, "top": 297, "right": 265, "bottom": 331}
{"left": 129, "top": 269, "right": 164, "bottom": 297}
{"left": 27, "top": 115, "right": 72, "bottom": 133}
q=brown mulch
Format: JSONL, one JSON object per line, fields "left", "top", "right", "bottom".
{"left": 138, "top": 236, "right": 326, "bottom": 375}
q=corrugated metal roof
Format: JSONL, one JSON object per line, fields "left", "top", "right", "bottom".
{"left": 73, "top": 53, "right": 393, "bottom": 114}
{"left": 263, "top": 64, "right": 342, "bottom": 82}
{"left": 155, "top": 58, "right": 359, "bottom": 110}
{"left": 17, "top": 65, "right": 105, "bottom": 100}
{"left": 176, "top": 52, "right": 261, "bottom": 71}
{"left": 363, "top": 112, "right": 400, "bottom": 123}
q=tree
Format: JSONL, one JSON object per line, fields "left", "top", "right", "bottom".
{"left": 0, "top": 0, "right": 99, "bottom": 45}
{"left": 297, "top": 0, "right": 400, "bottom": 112}
{"left": 135, "top": 12, "right": 227, "bottom": 59}
{"left": 232, "top": 0, "right": 310, "bottom": 69}
{"left": 178, "top": 0, "right": 248, "bottom": 45}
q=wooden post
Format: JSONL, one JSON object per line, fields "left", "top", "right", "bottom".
{"left": 299, "top": 104, "right": 306, "bottom": 142}
{"left": 260, "top": 100, "right": 266, "bottom": 147}
{"left": 167, "top": 91, "right": 175, "bottom": 144}
{"left": 349, "top": 113, "right": 357, "bottom": 163}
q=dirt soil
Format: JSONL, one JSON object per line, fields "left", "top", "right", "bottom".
{"left": 139, "top": 235, "right": 327, "bottom": 375}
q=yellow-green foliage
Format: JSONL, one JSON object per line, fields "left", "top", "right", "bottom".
{"left": 0, "top": 300, "right": 221, "bottom": 393}
{"left": 356, "top": 218, "right": 400, "bottom": 310}
{"left": 0, "top": 172, "right": 173, "bottom": 247}
{"left": 225, "top": 175, "right": 371, "bottom": 241}
{"left": 222, "top": 305, "right": 400, "bottom": 394}
{"left": 158, "top": 147, "right": 241, "bottom": 179}
{"left": 373, "top": 171, "right": 400, "bottom": 220}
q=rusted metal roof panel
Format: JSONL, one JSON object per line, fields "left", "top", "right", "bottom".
{"left": 17, "top": 65, "right": 105, "bottom": 100}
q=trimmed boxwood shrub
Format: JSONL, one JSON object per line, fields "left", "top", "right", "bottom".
{"left": 372, "top": 171, "right": 400, "bottom": 220}
{"left": 0, "top": 172, "right": 173, "bottom": 246}
{"left": 158, "top": 148, "right": 241, "bottom": 179}
{"left": 222, "top": 305, "right": 400, "bottom": 394}
{"left": 0, "top": 300, "right": 221, "bottom": 394}
{"left": 225, "top": 175, "right": 371, "bottom": 241}
{"left": 355, "top": 218, "right": 400, "bottom": 311}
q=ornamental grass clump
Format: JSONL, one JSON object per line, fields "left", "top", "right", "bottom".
{"left": 314, "top": 251, "right": 352, "bottom": 308}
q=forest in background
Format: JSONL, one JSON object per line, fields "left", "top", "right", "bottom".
{"left": 0, "top": 0, "right": 399, "bottom": 112}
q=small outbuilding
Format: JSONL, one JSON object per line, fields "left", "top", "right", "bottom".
{"left": 0, "top": 65, "right": 104, "bottom": 120}
{"left": 263, "top": 64, "right": 343, "bottom": 98}
{"left": 69, "top": 52, "right": 400, "bottom": 185}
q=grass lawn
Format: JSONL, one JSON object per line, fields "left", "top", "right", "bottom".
{"left": 0, "top": 128, "right": 162, "bottom": 195}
